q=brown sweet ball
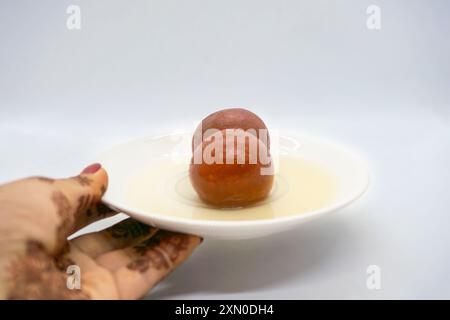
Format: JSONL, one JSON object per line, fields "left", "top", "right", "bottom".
{"left": 189, "top": 129, "right": 274, "bottom": 208}
{"left": 192, "top": 108, "right": 270, "bottom": 151}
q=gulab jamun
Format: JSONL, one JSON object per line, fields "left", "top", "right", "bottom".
{"left": 189, "top": 129, "right": 274, "bottom": 207}
{"left": 192, "top": 108, "right": 270, "bottom": 151}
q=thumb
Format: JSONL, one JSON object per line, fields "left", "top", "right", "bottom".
{"left": 54, "top": 163, "right": 110, "bottom": 239}
{"left": 0, "top": 163, "right": 113, "bottom": 256}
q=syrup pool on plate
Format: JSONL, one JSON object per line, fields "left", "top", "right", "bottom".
{"left": 126, "top": 155, "right": 338, "bottom": 221}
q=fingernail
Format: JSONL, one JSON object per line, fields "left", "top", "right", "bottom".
{"left": 82, "top": 163, "right": 102, "bottom": 174}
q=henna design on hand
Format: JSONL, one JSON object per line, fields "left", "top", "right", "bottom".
{"left": 52, "top": 191, "right": 72, "bottom": 219}
{"left": 73, "top": 176, "right": 93, "bottom": 187}
{"left": 54, "top": 256, "right": 76, "bottom": 271}
{"left": 107, "top": 220, "right": 152, "bottom": 240}
{"left": 52, "top": 191, "right": 74, "bottom": 241}
{"left": 7, "top": 240, "right": 88, "bottom": 300}
{"left": 149, "top": 231, "right": 190, "bottom": 263}
{"left": 127, "top": 231, "right": 193, "bottom": 273}
{"left": 86, "top": 203, "right": 112, "bottom": 218}
{"left": 0, "top": 168, "right": 201, "bottom": 300}
{"left": 75, "top": 194, "right": 94, "bottom": 216}
{"left": 127, "top": 248, "right": 169, "bottom": 273}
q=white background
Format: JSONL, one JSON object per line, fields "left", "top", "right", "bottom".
{"left": 1, "top": 0, "right": 449, "bottom": 299}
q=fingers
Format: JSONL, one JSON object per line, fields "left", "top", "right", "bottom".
{"left": 70, "top": 218, "right": 158, "bottom": 258}
{"left": 69, "top": 222, "right": 202, "bottom": 299}
{"left": 56, "top": 242, "right": 120, "bottom": 299}
{"left": 66, "top": 218, "right": 160, "bottom": 299}
{"left": 70, "top": 219, "right": 201, "bottom": 299}
{"left": 95, "top": 231, "right": 202, "bottom": 299}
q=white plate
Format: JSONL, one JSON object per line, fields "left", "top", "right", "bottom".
{"left": 98, "top": 133, "right": 369, "bottom": 239}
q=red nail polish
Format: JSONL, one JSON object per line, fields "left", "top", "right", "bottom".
{"left": 82, "top": 163, "right": 101, "bottom": 174}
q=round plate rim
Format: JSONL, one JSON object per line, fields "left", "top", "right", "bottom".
{"left": 99, "top": 133, "right": 370, "bottom": 228}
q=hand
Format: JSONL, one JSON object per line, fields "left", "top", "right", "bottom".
{"left": 0, "top": 164, "right": 202, "bottom": 299}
